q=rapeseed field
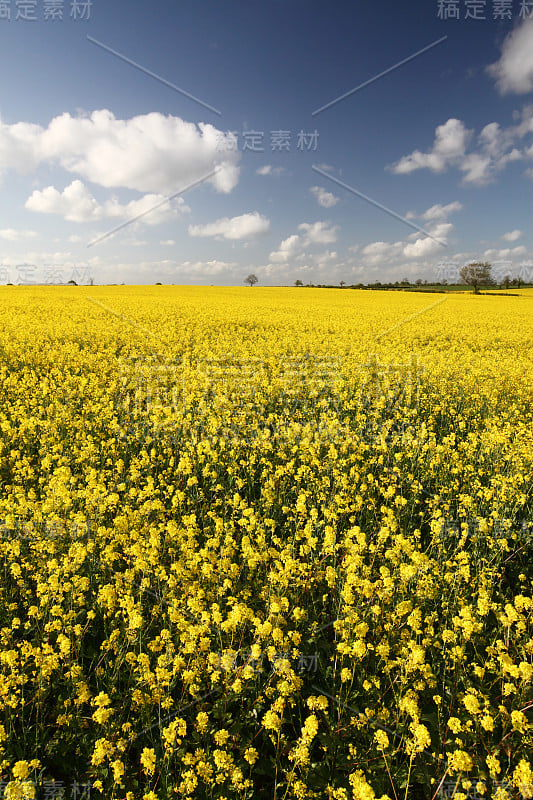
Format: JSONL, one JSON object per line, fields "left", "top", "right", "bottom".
{"left": 0, "top": 286, "right": 532, "bottom": 800}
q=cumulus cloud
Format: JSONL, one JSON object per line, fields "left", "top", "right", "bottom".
{"left": 188, "top": 212, "right": 270, "bottom": 240}
{"left": 269, "top": 221, "right": 338, "bottom": 262}
{"left": 256, "top": 165, "right": 285, "bottom": 176}
{"left": 314, "top": 250, "right": 338, "bottom": 266}
{"left": 104, "top": 258, "right": 240, "bottom": 281}
{"left": 178, "top": 259, "right": 238, "bottom": 276}
{"left": 298, "top": 221, "right": 338, "bottom": 245}
{"left": 269, "top": 234, "right": 301, "bottom": 263}
{"left": 502, "top": 229, "right": 522, "bottom": 241}
{"left": 421, "top": 201, "right": 462, "bottom": 221}
{"left": 263, "top": 248, "right": 345, "bottom": 278}
{"left": 392, "top": 119, "right": 472, "bottom": 175}
{"left": 403, "top": 224, "right": 453, "bottom": 258}
{"left": 0, "top": 228, "right": 37, "bottom": 241}
{"left": 26, "top": 181, "right": 98, "bottom": 222}
{"left": 391, "top": 112, "right": 528, "bottom": 185}
{"left": 310, "top": 186, "right": 339, "bottom": 208}
{"left": 25, "top": 180, "right": 189, "bottom": 224}
{"left": 0, "top": 109, "right": 240, "bottom": 195}
{"left": 487, "top": 19, "right": 533, "bottom": 94}
{"left": 361, "top": 202, "right": 458, "bottom": 266}
{"left": 356, "top": 227, "right": 531, "bottom": 284}
{"left": 483, "top": 245, "right": 527, "bottom": 258}
{"left": 361, "top": 240, "right": 404, "bottom": 266}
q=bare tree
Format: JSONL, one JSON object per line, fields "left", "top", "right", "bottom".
{"left": 244, "top": 274, "right": 258, "bottom": 287}
{"left": 460, "top": 262, "right": 493, "bottom": 294}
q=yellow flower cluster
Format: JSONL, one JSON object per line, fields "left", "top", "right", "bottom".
{"left": 0, "top": 285, "right": 532, "bottom": 799}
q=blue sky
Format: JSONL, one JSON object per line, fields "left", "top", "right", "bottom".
{"left": 0, "top": 0, "right": 532, "bottom": 285}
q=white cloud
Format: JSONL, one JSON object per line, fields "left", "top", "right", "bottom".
{"left": 298, "top": 221, "right": 338, "bottom": 245}
{"left": 189, "top": 212, "right": 270, "bottom": 241}
{"left": 487, "top": 19, "right": 533, "bottom": 94}
{"left": 314, "top": 250, "right": 338, "bottom": 266}
{"left": 94, "top": 258, "right": 240, "bottom": 282}
{"left": 502, "top": 229, "right": 522, "bottom": 241}
{"left": 0, "top": 109, "right": 240, "bottom": 195}
{"left": 269, "top": 221, "right": 339, "bottom": 263}
{"left": 270, "top": 234, "right": 301, "bottom": 263}
{"left": 26, "top": 181, "right": 98, "bottom": 223}
{"left": 364, "top": 205, "right": 457, "bottom": 261}
{"left": 310, "top": 186, "right": 339, "bottom": 208}
{"left": 392, "top": 119, "right": 472, "bottom": 175}
{"left": 483, "top": 245, "right": 527, "bottom": 258}
{"left": 361, "top": 204, "right": 456, "bottom": 267}
{"left": 403, "top": 224, "right": 452, "bottom": 259}
{"left": 361, "top": 240, "right": 404, "bottom": 266}
{"left": 161, "top": 239, "right": 176, "bottom": 246}
{"left": 269, "top": 222, "right": 338, "bottom": 263}
{"left": 178, "top": 259, "right": 238, "bottom": 276}
{"left": 0, "top": 228, "right": 37, "bottom": 241}
{"left": 25, "top": 179, "right": 189, "bottom": 224}
{"left": 263, "top": 249, "right": 348, "bottom": 278}
{"left": 256, "top": 165, "right": 285, "bottom": 176}
{"left": 421, "top": 201, "right": 462, "bottom": 221}
{"left": 391, "top": 111, "right": 530, "bottom": 185}
{"left": 459, "top": 153, "right": 493, "bottom": 184}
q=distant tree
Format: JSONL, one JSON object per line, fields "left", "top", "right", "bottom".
{"left": 155, "top": 282, "right": 162, "bottom": 285}
{"left": 244, "top": 274, "right": 258, "bottom": 287}
{"left": 294, "top": 279, "right": 303, "bottom": 286}
{"left": 415, "top": 278, "right": 423, "bottom": 286}
{"left": 67, "top": 280, "right": 77, "bottom": 286}
{"left": 340, "top": 280, "right": 346, "bottom": 287}
{"left": 502, "top": 275, "right": 510, "bottom": 290}
{"left": 460, "top": 261, "right": 493, "bottom": 294}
